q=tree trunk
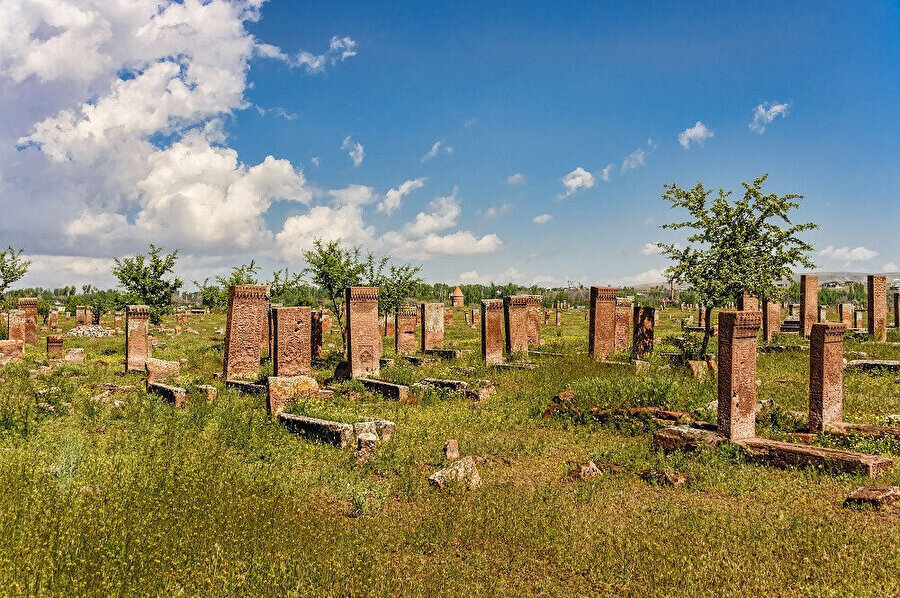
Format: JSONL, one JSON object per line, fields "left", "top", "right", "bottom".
{"left": 700, "top": 305, "right": 714, "bottom": 357}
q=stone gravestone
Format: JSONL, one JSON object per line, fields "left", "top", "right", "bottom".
{"left": 818, "top": 305, "right": 828, "bottom": 323}
{"left": 223, "top": 285, "right": 268, "bottom": 380}
{"left": 481, "top": 299, "right": 504, "bottom": 365}
{"left": 838, "top": 303, "right": 853, "bottom": 327}
{"left": 525, "top": 295, "right": 542, "bottom": 348}
{"left": 614, "top": 301, "right": 631, "bottom": 352}
{"left": 867, "top": 274, "right": 887, "bottom": 341}
{"left": 421, "top": 302, "right": 444, "bottom": 351}
{"left": 18, "top": 298, "right": 38, "bottom": 346}
{"left": 503, "top": 296, "right": 529, "bottom": 356}
{"left": 555, "top": 306, "right": 560, "bottom": 327}
{"left": 894, "top": 293, "right": 900, "bottom": 329}
{"left": 48, "top": 307, "right": 58, "bottom": 330}
{"left": 311, "top": 310, "right": 323, "bottom": 359}
{"left": 736, "top": 292, "right": 759, "bottom": 312}
{"left": 346, "top": 287, "right": 381, "bottom": 378}
{"left": 853, "top": 309, "right": 865, "bottom": 330}
{"left": 697, "top": 305, "right": 706, "bottom": 329}
{"left": 588, "top": 286, "right": 617, "bottom": 360}
{"left": 799, "top": 274, "right": 818, "bottom": 338}
{"left": 76, "top": 305, "right": 87, "bottom": 326}
{"left": 444, "top": 309, "right": 454, "bottom": 326}
{"left": 125, "top": 305, "right": 152, "bottom": 373}
{"left": 7, "top": 310, "right": 25, "bottom": 342}
{"left": 632, "top": 305, "right": 655, "bottom": 358}
{"left": 272, "top": 306, "right": 312, "bottom": 377}
{"left": 762, "top": 299, "right": 781, "bottom": 343}
{"left": 809, "top": 322, "right": 845, "bottom": 433}
{"left": 394, "top": 305, "right": 418, "bottom": 354}
{"left": 717, "top": 310, "right": 762, "bottom": 440}
{"left": 46, "top": 334, "right": 64, "bottom": 358}
{"left": 115, "top": 312, "right": 122, "bottom": 332}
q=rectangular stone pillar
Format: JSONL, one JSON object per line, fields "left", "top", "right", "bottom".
{"left": 444, "top": 309, "right": 454, "bottom": 326}
{"left": 472, "top": 309, "right": 480, "bottom": 326}
{"left": 346, "top": 287, "right": 381, "bottom": 378}
{"left": 503, "top": 296, "right": 529, "bottom": 355}
{"left": 809, "top": 322, "right": 845, "bottom": 433}
{"left": 260, "top": 293, "right": 271, "bottom": 356}
{"left": 7, "top": 310, "right": 25, "bottom": 342}
{"left": 737, "top": 292, "right": 759, "bottom": 312}
{"left": 311, "top": 310, "right": 323, "bottom": 359}
{"left": 76, "top": 306, "right": 86, "bottom": 326}
{"left": 818, "top": 305, "right": 828, "bottom": 322}
{"left": 481, "top": 299, "right": 504, "bottom": 365}
{"left": 125, "top": 305, "right": 152, "bottom": 373}
{"left": 632, "top": 305, "right": 655, "bottom": 358}
{"left": 853, "top": 309, "right": 865, "bottom": 330}
{"left": 717, "top": 310, "right": 762, "bottom": 440}
{"left": 894, "top": 293, "right": 900, "bottom": 329}
{"left": 46, "top": 334, "right": 64, "bottom": 358}
{"left": 420, "top": 302, "right": 444, "bottom": 351}
{"left": 588, "top": 286, "right": 617, "bottom": 360}
{"left": 799, "top": 274, "right": 818, "bottom": 338}
{"left": 614, "top": 301, "right": 631, "bottom": 352}
{"left": 395, "top": 305, "right": 418, "bottom": 354}
{"left": 223, "top": 285, "right": 268, "bottom": 380}
{"left": 555, "top": 307, "right": 560, "bottom": 326}
{"left": 525, "top": 295, "right": 542, "bottom": 348}
{"left": 18, "top": 298, "right": 38, "bottom": 346}
{"left": 697, "top": 305, "right": 706, "bottom": 329}
{"left": 838, "top": 303, "right": 853, "bottom": 327}
{"left": 762, "top": 299, "right": 781, "bottom": 343}
{"left": 48, "top": 307, "right": 58, "bottom": 330}
{"left": 867, "top": 274, "right": 887, "bottom": 341}
{"left": 272, "top": 306, "right": 312, "bottom": 377}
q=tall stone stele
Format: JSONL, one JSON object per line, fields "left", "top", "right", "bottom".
{"left": 525, "top": 295, "right": 542, "bottom": 348}
{"left": 481, "top": 299, "right": 504, "bottom": 365}
{"left": 394, "top": 305, "right": 418, "bottom": 354}
{"left": 799, "top": 274, "right": 818, "bottom": 338}
{"left": 125, "top": 305, "right": 152, "bottom": 373}
{"left": 503, "top": 295, "right": 529, "bottom": 356}
{"left": 223, "top": 285, "right": 268, "bottom": 380}
{"left": 420, "top": 302, "right": 444, "bottom": 351}
{"left": 588, "top": 286, "right": 617, "bottom": 360}
{"left": 345, "top": 287, "right": 381, "bottom": 378}
{"left": 46, "top": 334, "right": 64, "bottom": 359}
{"left": 808, "top": 322, "right": 846, "bottom": 433}
{"left": 271, "top": 306, "right": 312, "bottom": 377}
{"left": 761, "top": 299, "right": 781, "bottom": 343}
{"left": 717, "top": 311, "right": 762, "bottom": 440}
{"left": 18, "top": 297, "right": 38, "bottom": 346}
{"left": 632, "top": 305, "right": 655, "bottom": 358}
{"left": 867, "top": 274, "right": 887, "bottom": 342}
{"left": 310, "top": 310, "right": 323, "bottom": 359}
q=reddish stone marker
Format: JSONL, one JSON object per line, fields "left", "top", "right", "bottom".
{"left": 737, "top": 293, "right": 759, "bottom": 312}
{"left": 346, "top": 287, "right": 381, "bottom": 378}
{"left": 697, "top": 305, "right": 706, "bottom": 329}
{"left": 838, "top": 303, "right": 853, "bottom": 327}
{"left": 272, "top": 306, "right": 312, "bottom": 377}
{"left": 7, "top": 310, "right": 25, "bottom": 342}
{"left": 75, "top": 306, "right": 86, "bottom": 326}
{"left": 481, "top": 299, "right": 504, "bottom": 365}
{"left": 125, "top": 305, "right": 152, "bottom": 373}
{"left": 717, "top": 310, "right": 762, "bottom": 440}
{"left": 420, "top": 302, "right": 444, "bottom": 351}
{"left": 395, "top": 305, "right": 418, "bottom": 354}
{"left": 48, "top": 308, "right": 58, "bottom": 330}
{"left": 114, "top": 312, "right": 122, "bottom": 332}
{"left": 894, "top": 293, "right": 900, "bottom": 329}
{"left": 260, "top": 293, "right": 271, "bottom": 356}
{"left": 223, "top": 285, "right": 268, "bottom": 380}
{"left": 525, "top": 295, "right": 542, "bottom": 348}
{"left": 809, "top": 322, "right": 846, "bottom": 433}
{"left": 46, "top": 335, "right": 64, "bottom": 358}
{"left": 853, "top": 309, "right": 865, "bottom": 330}
{"left": 614, "top": 303, "right": 631, "bottom": 352}
{"left": 503, "top": 296, "right": 529, "bottom": 355}
{"left": 311, "top": 311, "right": 323, "bottom": 359}
{"left": 18, "top": 298, "right": 38, "bottom": 346}
{"left": 555, "top": 307, "right": 560, "bottom": 326}
{"left": 632, "top": 305, "right": 655, "bottom": 358}
{"left": 588, "top": 286, "right": 617, "bottom": 360}
{"left": 799, "top": 274, "right": 818, "bottom": 338}
{"left": 868, "top": 274, "right": 887, "bottom": 341}
{"left": 762, "top": 299, "right": 781, "bottom": 343}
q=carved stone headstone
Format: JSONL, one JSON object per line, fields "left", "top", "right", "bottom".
{"left": 311, "top": 310, "right": 323, "bottom": 359}
{"left": 632, "top": 305, "right": 655, "bottom": 358}
{"left": 125, "top": 305, "right": 152, "bottom": 373}
{"left": 272, "top": 306, "right": 312, "bottom": 377}
{"left": 525, "top": 295, "right": 542, "bottom": 347}
{"left": 18, "top": 298, "right": 38, "bottom": 346}
{"left": 481, "top": 299, "right": 504, "bottom": 365}
{"left": 809, "top": 322, "right": 845, "bottom": 433}
{"left": 394, "top": 305, "right": 418, "bottom": 354}
{"left": 421, "top": 302, "right": 444, "bottom": 351}
{"left": 46, "top": 334, "right": 64, "bottom": 358}
{"left": 868, "top": 274, "right": 887, "bottom": 341}
{"left": 503, "top": 296, "right": 529, "bottom": 355}
{"left": 346, "top": 287, "right": 381, "bottom": 378}
{"left": 762, "top": 299, "right": 781, "bottom": 343}
{"left": 223, "top": 285, "right": 268, "bottom": 380}
{"left": 717, "top": 311, "right": 762, "bottom": 440}
{"left": 588, "top": 286, "right": 617, "bottom": 360}
{"left": 800, "top": 274, "right": 818, "bottom": 338}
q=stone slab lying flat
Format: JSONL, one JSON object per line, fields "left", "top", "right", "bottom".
{"left": 420, "top": 378, "right": 469, "bottom": 390}
{"left": 492, "top": 362, "right": 537, "bottom": 370}
{"left": 225, "top": 379, "right": 267, "bottom": 394}
{"left": 846, "top": 359, "right": 900, "bottom": 372}
{"left": 147, "top": 381, "right": 187, "bottom": 408}
{"left": 824, "top": 421, "right": 900, "bottom": 439}
{"left": 276, "top": 412, "right": 395, "bottom": 448}
{"left": 758, "top": 345, "right": 809, "bottom": 354}
{"left": 423, "top": 348, "right": 465, "bottom": 360}
{"left": 358, "top": 378, "right": 409, "bottom": 401}
{"left": 402, "top": 355, "right": 438, "bottom": 366}
{"left": 653, "top": 425, "right": 724, "bottom": 452}
{"left": 736, "top": 438, "right": 893, "bottom": 478}
{"left": 843, "top": 486, "right": 900, "bottom": 509}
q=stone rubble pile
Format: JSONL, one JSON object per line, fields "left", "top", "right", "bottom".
{"left": 66, "top": 325, "right": 112, "bottom": 338}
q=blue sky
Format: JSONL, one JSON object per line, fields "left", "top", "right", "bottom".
{"left": 3, "top": 1, "right": 899, "bottom": 289}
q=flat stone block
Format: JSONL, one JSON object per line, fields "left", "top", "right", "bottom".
{"left": 147, "top": 381, "right": 188, "bottom": 408}
{"left": 846, "top": 359, "right": 900, "bottom": 372}
{"left": 225, "top": 379, "right": 267, "bottom": 394}
{"left": 145, "top": 357, "right": 180, "bottom": 383}
{"left": 824, "top": 421, "right": 900, "bottom": 439}
{"left": 359, "top": 378, "right": 409, "bottom": 401}
{"left": 736, "top": 437, "right": 893, "bottom": 478}
{"left": 843, "top": 486, "right": 900, "bottom": 509}
{"left": 267, "top": 375, "right": 319, "bottom": 414}
{"left": 653, "top": 425, "right": 724, "bottom": 452}
{"left": 277, "top": 413, "right": 355, "bottom": 447}
{"left": 420, "top": 378, "right": 469, "bottom": 391}
{"left": 423, "top": 348, "right": 464, "bottom": 360}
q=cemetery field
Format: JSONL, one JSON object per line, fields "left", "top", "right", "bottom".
{"left": 2, "top": 308, "right": 900, "bottom": 596}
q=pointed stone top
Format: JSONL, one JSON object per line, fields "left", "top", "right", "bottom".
{"left": 452, "top": 286, "right": 464, "bottom": 297}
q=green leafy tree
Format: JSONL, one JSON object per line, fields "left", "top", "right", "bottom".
{"left": 376, "top": 263, "right": 423, "bottom": 316}
{"left": 193, "top": 277, "right": 224, "bottom": 310}
{"left": 0, "top": 247, "right": 31, "bottom": 299}
{"left": 301, "top": 238, "right": 372, "bottom": 350}
{"left": 111, "top": 244, "right": 183, "bottom": 324}
{"left": 658, "top": 174, "right": 817, "bottom": 354}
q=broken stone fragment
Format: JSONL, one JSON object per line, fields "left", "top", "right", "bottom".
{"left": 444, "top": 439, "right": 459, "bottom": 460}
{"left": 145, "top": 358, "right": 180, "bottom": 384}
{"left": 428, "top": 455, "right": 482, "bottom": 490}
{"left": 267, "top": 375, "right": 319, "bottom": 414}
{"left": 843, "top": 486, "right": 900, "bottom": 509}
{"left": 567, "top": 460, "right": 601, "bottom": 481}
{"left": 640, "top": 470, "right": 689, "bottom": 488}
{"left": 64, "top": 348, "right": 84, "bottom": 364}
{"left": 354, "top": 432, "right": 378, "bottom": 464}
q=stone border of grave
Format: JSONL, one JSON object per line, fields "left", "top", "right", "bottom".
{"left": 277, "top": 413, "right": 395, "bottom": 448}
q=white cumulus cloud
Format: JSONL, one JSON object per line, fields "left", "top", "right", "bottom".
{"left": 750, "top": 101, "right": 790, "bottom": 134}
{"left": 377, "top": 177, "right": 426, "bottom": 215}
{"left": 678, "top": 121, "right": 714, "bottom": 149}
{"left": 624, "top": 268, "right": 666, "bottom": 285}
{"left": 560, "top": 166, "right": 594, "bottom": 198}
{"left": 819, "top": 245, "right": 878, "bottom": 263}
{"left": 257, "top": 35, "right": 357, "bottom": 74}
{"left": 342, "top": 136, "right": 364, "bottom": 167}
{"left": 621, "top": 148, "right": 646, "bottom": 173}
{"left": 421, "top": 140, "right": 453, "bottom": 162}
{"left": 533, "top": 214, "right": 552, "bottom": 225}
{"left": 506, "top": 173, "right": 526, "bottom": 185}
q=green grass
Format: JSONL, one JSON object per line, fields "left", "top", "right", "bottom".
{"left": 0, "top": 307, "right": 899, "bottom": 595}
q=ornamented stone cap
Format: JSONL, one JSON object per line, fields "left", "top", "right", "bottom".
{"left": 718, "top": 310, "right": 762, "bottom": 336}
{"left": 346, "top": 286, "right": 379, "bottom": 302}
{"left": 525, "top": 295, "right": 542, "bottom": 306}
{"left": 451, "top": 286, "right": 464, "bottom": 297}
{"left": 482, "top": 299, "right": 504, "bottom": 311}
{"left": 810, "top": 322, "right": 846, "bottom": 342}
{"left": 127, "top": 305, "right": 151, "bottom": 317}
{"left": 397, "top": 305, "right": 418, "bottom": 317}
{"left": 47, "top": 335, "right": 63, "bottom": 344}
{"left": 18, "top": 297, "right": 38, "bottom": 308}
{"left": 505, "top": 295, "right": 529, "bottom": 307}
{"left": 230, "top": 284, "right": 269, "bottom": 300}
{"left": 590, "top": 286, "right": 618, "bottom": 302}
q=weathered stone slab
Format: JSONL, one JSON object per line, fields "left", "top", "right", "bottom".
{"left": 125, "top": 305, "right": 152, "bottom": 373}
{"left": 394, "top": 305, "right": 418, "bottom": 354}
{"left": 346, "top": 287, "right": 381, "bottom": 378}
{"left": 653, "top": 425, "right": 724, "bottom": 452}
{"left": 18, "top": 298, "right": 38, "bottom": 346}
{"left": 481, "top": 299, "right": 504, "bottom": 365}
{"left": 278, "top": 413, "right": 355, "bottom": 447}
{"left": 423, "top": 348, "right": 464, "bottom": 360}
{"left": 310, "top": 310, "right": 323, "bottom": 359}
{"left": 504, "top": 295, "right": 529, "bottom": 355}
{"left": 736, "top": 437, "right": 893, "bottom": 477}
{"left": 147, "top": 381, "right": 187, "bottom": 408}
{"left": 632, "top": 305, "right": 655, "bottom": 357}
{"left": 225, "top": 379, "right": 267, "bottom": 394}
{"left": 809, "top": 323, "right": 845, "bottom": 433}
{"left": 46, "top": 335, "right": 64, "bottom": 358}
{"left": 145, "top": 357, "right": 180, "bottom": 384}
{"left": 846, "top": 359, "right": 900, "bottom": 372}
{"left": 420, "top": 378, "right": 469, "bottom": 391}
{"left": 0, "top": 339, "right": 24, "bottom": 366}
{"left": 272, "top": 306, "right": 312, "bottom": 377}
{"left": 223, "top": 285, "right": 268, "bottom": 380}
{"left": 589, "top": 287, "right": 617, "bottom": 360}
{"left": 800, "top": 274, "right": 818, "bottom": 338}
{"left": 762, "top": 299, "right": 781, "bottom": 343}
{"left": 267, "top": 375, "right": 319, "bottom": 414}
{"left": 717, "top": 311, "right": 762, "bottom": 440}
{"left": 823, "top": 421, "right": 900, "bottom": 440}
{"left": 843, "top": 486, "right": 900, "bottom": 509}
{"left": 428, "top": 455, "right": 482, "bottom": 490}
{"left": 868, "top": 274, "right": 887, "bottom": 341}
{"left": 525, "top": 295, "right": 542, "bottom": 348}
{"left": 358, "top": 378, "right": 409, "bottom": 401}
{"left": 420, "top": 302, "right": 444, "bottom": 351}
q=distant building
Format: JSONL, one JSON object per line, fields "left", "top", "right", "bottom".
{"left": 451, "top": 286, "right": 465, "bottom": 307}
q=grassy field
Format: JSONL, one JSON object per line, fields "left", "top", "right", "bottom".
{"left": 1, "top": 306, "right": 899, "bottom": 596}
